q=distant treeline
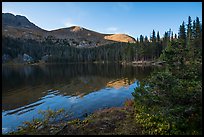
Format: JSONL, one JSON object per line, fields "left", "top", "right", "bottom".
{"left": 2, "top": 16, "right": 202, "bottom": 64}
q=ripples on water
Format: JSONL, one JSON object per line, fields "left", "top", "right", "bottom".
{"left": 2, "top": 64, "right": 156, "bottom": 134}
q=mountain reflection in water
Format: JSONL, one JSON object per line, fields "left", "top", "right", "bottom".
{"left": 2, "top": 63, "right": 157, "bottom": 134}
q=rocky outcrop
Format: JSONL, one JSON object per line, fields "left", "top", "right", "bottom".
{"left": 104, "top": 34, "right": 136, "bottom": 43}
{"left": 23, "top": 53, "right": 33, "bottom": 62}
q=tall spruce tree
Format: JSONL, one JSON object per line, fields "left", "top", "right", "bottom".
{"left": 156, "top": 31, "right": 160, "bottom": 42}
{"left": 178, "top": 21, "right": 186, "bottom": 47}
{"left": 144, "top": 36, "right": 149, "bottom": 44}
{"left": 195, "top": 17, "right": 201, "bottom": 39}
{"left": 151, "top": 30, "right": 156, "bottom": 43}
{"left": 171, "top": 32, "right": 174, "bottom": 41}
{"left": 187, "top": 16, "right": 192, "bottom": 47}
{"left": 192, "top": 20, "right": 196, "bottom": 39}
{"left": 140, "top": 35, "right": 144, "bottom": 43}
{"left": 174, "top": 33, "right": 177, "bottom": 39}
{"left": 163, "top": 31, "right": 169, "bottom": 47}
{"left": 194, "top": 17, "right": 202, "bottom": 52}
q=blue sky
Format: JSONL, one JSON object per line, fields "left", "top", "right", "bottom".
{"left": 2, "top": 2, "right": 202, "bottom": 39}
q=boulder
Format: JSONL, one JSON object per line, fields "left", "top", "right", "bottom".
{"left": 23, "top": 53, "right": 33, "bottom": 62}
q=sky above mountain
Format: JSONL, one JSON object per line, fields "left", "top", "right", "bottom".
{"left": 2, "top": 2, "right": 202, "bottom": 39}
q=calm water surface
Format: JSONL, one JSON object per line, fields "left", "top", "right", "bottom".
{"left": 2, "top": 63, "right": 157, "bottom": 134}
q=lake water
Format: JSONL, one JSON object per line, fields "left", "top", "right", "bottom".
{"left": 2, "top": 63, "right": 156, "bottom": 134}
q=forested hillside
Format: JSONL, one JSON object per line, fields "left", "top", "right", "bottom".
{"left": 2, "top": 16, "right": 201, "bottom": 64}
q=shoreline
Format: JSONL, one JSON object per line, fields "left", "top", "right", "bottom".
{"left": 7, "top": 100, "right": 141, "bottom": 135}
{"left": 2, "top": 60, "right": 166, "bottom": 67}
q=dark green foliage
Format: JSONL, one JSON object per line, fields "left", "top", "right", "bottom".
{"left": 179, "top": 21, "right": 186, "bottom": 47}
{"left": 156, "top": 31, "right": 160, "bottom": 42}
{"left": 2, "top": 33, "right": 166, "bottom": 64}
{"left": 195, "top": 17, "right": 201, "bottom": 39}
{"left": 151, "top": 30, "right": 156, "bottom": 44}
{"left": 163, "top": 31, "right": 169, "bottom": 48}
{"left": 139, "top": 35, "right": 144, "bottom": 43}
{"left": 187, "top": 16, "right": 192, "bottom": 47}
{"left": 144, "top": 36, "right": 148, "bottom": 43}
{"left": 171, "top": 32, "right": 173, "bottom": 41}
{"left": 132, "top": 17, "right": 202, "bottom": 135}
{"left": 174, "top": 34, "right": 177, "bottom": 39}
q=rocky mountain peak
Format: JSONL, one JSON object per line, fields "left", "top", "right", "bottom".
{"left": 70, "top": 26, "right": 84, "bottom": 32}
{"left": 2, "top": 13, "right": 41, "bottom": 30}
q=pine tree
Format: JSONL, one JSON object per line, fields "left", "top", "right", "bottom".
{"left": 192, "top": 20, "right": 196, "bottom": 39}
{"left": 168, "top": 29, "right": 171, "bottom": 38}
{"left": 136, "top": 38, "right": 139, "bottom": 45}
{"left": 151, "top": 30, "right": 156, "bottom": 43}
{"left": 195, "top": 17, "right": 201, "bottom": 39}
{"left": 171, "top": 32, "right": 174, "bottom": 41}
{"left": 163, "top": 31, "right": 169, "bottom": 47}
{"left": 187, "top": 16, "right": 192, "bottom": 47}
{"left": 174, "top": 34, "right": 177, "bottom": 39}
{"left": 178, "top": 21, "right": 186, "bottom": 47}
{"left": 156, "top": 31, "right": 160, "bottom": 42}
{"left": 144, "top": 36, "right": 149, "bottom": 45}
{"left": 140, "top": 35, "right": 144, "bottom": 43}
{"left": 194, "top": 17, "right": 202, "bottom": 53}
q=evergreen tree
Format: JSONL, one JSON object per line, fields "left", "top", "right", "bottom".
{"left": 144, "top": 36, "right": 149, "bottom": 44}
{"left": 136, "top": 38, "right": 139, "bottom": 45}
{"left": 187, "top": 16, "right": 192, "bottom": 47}
{"left": 171, "top": 32, "right": 174, "bottom": 41}
{"left": 178, "top": 21, "right": 186, "bottom": 47}
{"left": 168, "top": 29, "right": 171, "bottom": 39}
{"left": 163, "top": 32, "right": 169, "bottom": 47}
{"left": 174, "top": 34, "right": 177, "bottom": 39}
{"left": 192, "top": 20, "right": 196, "bottom": 39}
{"left": 195, "top": 17, "right": 201, "bottom": 39}
{"left": 194, "top": 17, "right": 202, "bottom": 56}
{"left": 156, "top": 31, "right": 160, "bottom": 42}
{"left": 139, "top": 35, "right": 144, "bottom": 43}
{"left": 151, "top": 30, "right": 156, "bottom": 43}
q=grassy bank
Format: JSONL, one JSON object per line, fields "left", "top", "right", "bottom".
{"left": 7, "top": 100, "right": 143, "bottom": 135}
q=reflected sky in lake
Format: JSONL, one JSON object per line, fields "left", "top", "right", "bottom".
{"left": 2, "top": 63, "right": 157, "bottom": 134}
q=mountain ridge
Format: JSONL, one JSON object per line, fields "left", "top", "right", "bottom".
{"left": 2, "top": 13, "right": 136, "bottom": 47}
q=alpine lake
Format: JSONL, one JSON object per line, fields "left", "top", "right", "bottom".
{"left": 2, "top": 63, "right": 161, "bottom": 134}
